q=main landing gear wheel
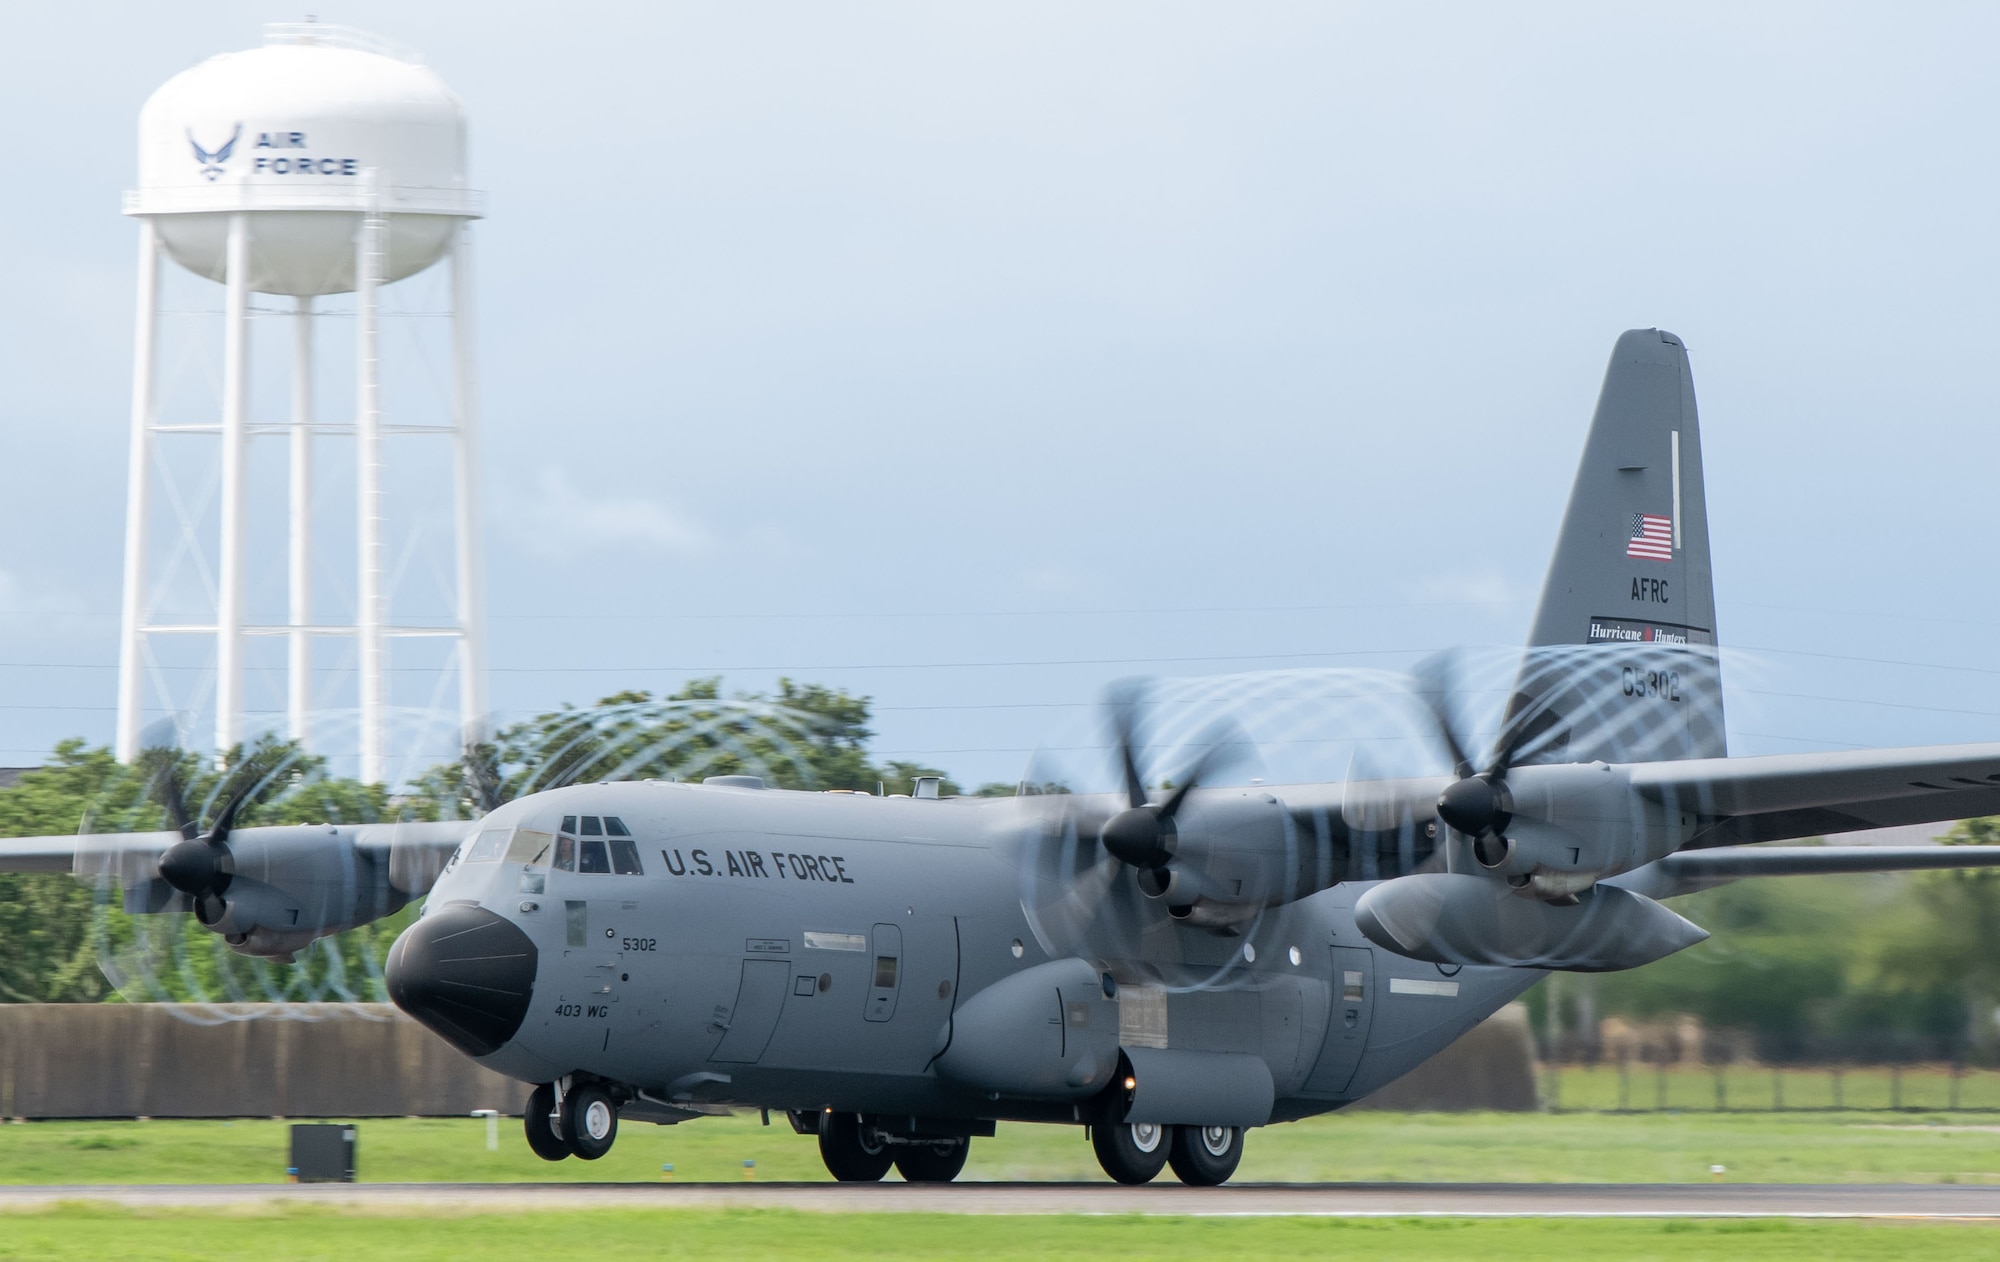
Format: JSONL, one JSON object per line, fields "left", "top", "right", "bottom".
{"left": 563, "top": 1082, "right": 619, "bottom": 1161}
{"left": 819, "top": 1112, "right": 895, "bottom": 1182}
{"left": 1092, "top": 1121, "right": 1170, "bottom": 1185}
{"left": 1168, "top": 1125, "right": 1244, "bottom": 1186}
{"left": 523, "top": 1083, "right": 571, "bottom": 1162}
{"left": 894, "top": 1139, "right": 969, "bottom": 1183}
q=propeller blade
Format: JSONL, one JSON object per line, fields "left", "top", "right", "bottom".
{"left": 1156, "top": 724, "right": 1243, "bottom": 822}
{"left": 1104, "top": 678, "right": 1151, "bottom": 810}
{"left": 1410, "top": 652, "right": 1476, "bottom": 780}
{"left": 207, "top": 792, "right": 244, "bottom": 845}
{"left": 143, "top": 751, "right": 198, "bottom": 842}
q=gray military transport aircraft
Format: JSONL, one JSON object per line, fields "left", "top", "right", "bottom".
{"left": 8, "top": 328, "right": 2000, "bottom": 1186}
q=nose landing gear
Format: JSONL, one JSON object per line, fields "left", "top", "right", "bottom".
{"left": 523, "top": 1083, "right": 571, "bottom": 1161}
{"left": 522, "top": 1080, "right": 621, "bottom": 1162}
{"left": 564, "top": 1082, "right": 620, "bottom": 1160}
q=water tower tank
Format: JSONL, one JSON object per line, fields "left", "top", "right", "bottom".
{"left": 129, "top": 24, "right": 479, "bottom": 295}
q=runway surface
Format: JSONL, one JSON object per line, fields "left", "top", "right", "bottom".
{"left": 4, "top": 1182, "right": 2000, "bottom": 1218}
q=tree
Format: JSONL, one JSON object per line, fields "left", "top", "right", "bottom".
{"left": 0, "top": 678, "right": 980, "bottom": 1003}
{"left": 1875, "top": 818, "right": 2000, "bottom": 1062}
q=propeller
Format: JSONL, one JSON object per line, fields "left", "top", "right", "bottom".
{"left": 1095, "top": 679, "right": 1243, "bottom": 890}
{"left": 1410, "top": 653, "right": 1555, "bottom": 872}
{"left": 147, "top": 749, "right": 248, "bottom": 928}
{"left": 1009, "top": 678, "right": 1261, "bottom": 970}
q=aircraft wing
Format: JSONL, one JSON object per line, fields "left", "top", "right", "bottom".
{"left": 1629, "top": 742, "right": 2000, "bottom": 846}
{"left": 1604, "top": 842, "right": 2000, "bottom": 902}
{"left": 0, "top": 831, "right": 181, "bottom": 874}
{"left": 0, "top": 821, "right": 472, "bottom": 880}
{"left": 1658, "top": 843, "right": 2000, "bottom": 878}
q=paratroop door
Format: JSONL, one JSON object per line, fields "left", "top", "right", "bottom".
{"left": 1302, "top": 946, "right": 1375, "bottom": 1096}
{"left": 711, "top": 959, "right": 790, "bottom": 1063}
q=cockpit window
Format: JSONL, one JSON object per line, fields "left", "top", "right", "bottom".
{"left": 506, "top": 830, "right": 552, "bottom": 867}
{"left": 467, "top": 829, "right": 509, "bottom": 863}
{"left": 579, "top": 839, "right": 611, "bottom": 874}
{"left": 581, "top": 816, "right": 604, "bottom": 836}
{"left": 605, "top": 817, "right": 631, "bottom": 837}
{"left": 609, "top": 838, "right": 643, "bottom": 875}
{"left": 560, "top": 816, "right": 577, "bottom": 834}
{"left": 553, "top": 835, "right": 577, "bottom": 872}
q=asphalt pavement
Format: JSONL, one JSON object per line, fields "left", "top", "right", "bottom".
{"left": 3, "top": 1181, "right": 2000, "bottom": 1218}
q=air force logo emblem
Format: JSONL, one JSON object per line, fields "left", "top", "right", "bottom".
{"left": 188, "top": 124, "right": 242, "bottom": 181}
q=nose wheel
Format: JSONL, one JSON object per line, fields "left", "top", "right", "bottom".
{"left": 563, "top": 1082, "right": 620, "bottom": 1160}
{"left": 523, "top": 1083, "right": 571, "bottom": 1161}
{"left": 523, "top": 1081, "right": 620, "bottom": 1162}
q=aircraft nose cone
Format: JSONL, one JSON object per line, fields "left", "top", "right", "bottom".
{"left": 386, "top": 904, "right": 538, "bottom": 1058}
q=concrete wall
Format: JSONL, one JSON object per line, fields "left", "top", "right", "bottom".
{"left": 0, "top": 1004, "right": 528, "bottom": 1119}
{"left": 0, "top": 1000, "right": 1539, "bottom": 1119}
{"left": 1349, "top": 1003, "right": 1542, "bottom": 1112}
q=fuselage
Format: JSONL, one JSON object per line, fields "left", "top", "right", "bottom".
{"left": 390, "top": 778, "right": 1537, "bottom": 1127}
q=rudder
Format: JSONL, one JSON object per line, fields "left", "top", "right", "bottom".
{"left": 1508, "top": 329, "right": 1725, "bottom": 765}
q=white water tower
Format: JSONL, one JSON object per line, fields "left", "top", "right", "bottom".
{"left": 115, "top": 23, "right": 487, "bottom": 783}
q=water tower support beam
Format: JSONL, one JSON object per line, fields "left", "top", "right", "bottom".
{"left": 288, "top": 295, "right": 314, "bottom": 749}
{"left": 214, "top": 213, "right": 251, "bottom": 761}
{"left": 356, "top": 202, "right": 386, "bottom": 785}
{"left": 114, "top": 219, "right": 161, "bottom": 764}
{"left": 450, "top": 225, "right": 488, "bottom": 750}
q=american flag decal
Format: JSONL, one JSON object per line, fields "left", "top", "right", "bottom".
{"left": 1627, "top": 513, "right": 1673, "bottom": 561}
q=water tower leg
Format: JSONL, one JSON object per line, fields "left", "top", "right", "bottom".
{"left": 356, "top": 207, "right": 386, "bottom": 785}
{"left": 450, "top": 225, "right": 488, "bottom": 751}
{"left": 115, "top": 219, "right": 161, "bottom": 764}
{"left": 289, "top": 295, "right": 314, "bottom": 750}
{"left": 215, "top": 213, "right": 251, "bottom": 762}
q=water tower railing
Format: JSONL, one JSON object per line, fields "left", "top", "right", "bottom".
{"left": 262, "top": 23, "right": 425, "bottom": 65}
{"left": 124, "top": 185, "right": 485, "bottom": 219}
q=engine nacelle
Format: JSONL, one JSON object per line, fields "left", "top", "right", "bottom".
{"left": 100, "top": 823, "right": 452, "bottom": 961}
{"left": 1135, "top": 790, "right": 1313, "bottom": 926}
{"left": 1458, "top": 763, "right": 1700, "bottom": 898}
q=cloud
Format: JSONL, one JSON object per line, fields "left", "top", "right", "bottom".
{"left": 508, "top": 468, "right": 712, "bottom": 562}
{"left": 1402, "top": 568, "right": 1525, "bottom": 610}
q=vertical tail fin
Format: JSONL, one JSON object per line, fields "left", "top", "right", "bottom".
{"left": 1509, "top": 329, "right": 1726, "bottom": 765}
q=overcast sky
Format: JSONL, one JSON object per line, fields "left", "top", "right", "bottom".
{"left": 3, "top": 3, "right": 1999, "bottom": 791}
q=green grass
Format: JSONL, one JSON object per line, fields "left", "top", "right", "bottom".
{"left": 7, "top": 1110, "right": 2000, "bottom": 1185}
{"left": 0, "top": 1207, "right": 1993, "bottom": 1262}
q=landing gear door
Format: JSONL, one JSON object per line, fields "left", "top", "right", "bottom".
{"left": 1303, "top": 946, "right": 1375, "bottom": 1097}
{"left": 864, "top": 923, "right": 902, "bottom": 1023}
